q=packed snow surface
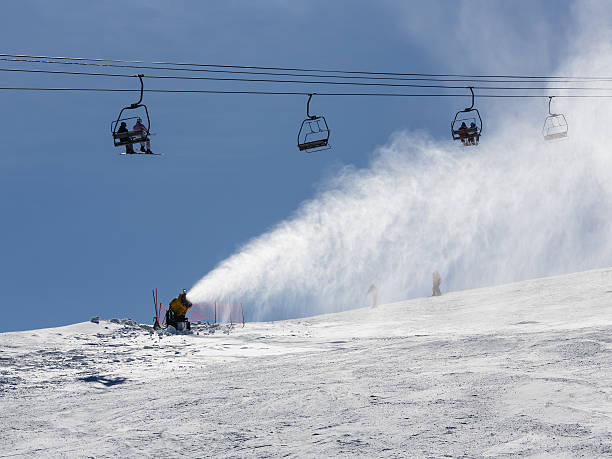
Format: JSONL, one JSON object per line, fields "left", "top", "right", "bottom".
{"left": 1, "top": 269, "right": 612, "bottom": 457}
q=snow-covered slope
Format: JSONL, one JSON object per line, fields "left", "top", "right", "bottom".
{"left": 1, "top": 269, "right": 611, "bottom": 457}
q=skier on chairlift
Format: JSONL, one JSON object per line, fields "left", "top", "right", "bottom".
{"left": 468, "top": 121, "right": 478, "bottom": 145}
{"left": 133, "top": 117, "right": 154, "bottom": 154}
{"left": 458, "top": 121, "right": 468, "bottom": 145}
{"left": 117, "top": 122, "right": 135, "bottom": 154}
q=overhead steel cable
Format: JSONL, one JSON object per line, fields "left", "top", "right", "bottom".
{"left": 0, "top": 52, "right": 610, "bottom": 81}
{"left": 2, "top": 66, "right": 612, "bottom": 91}
{"left": 3, "top": 56, "right": 612, "bottom": 85}
{"left": 1, "top": 87, "right": 612, "bottom": 98}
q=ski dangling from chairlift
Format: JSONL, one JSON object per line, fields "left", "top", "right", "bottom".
{"left": 297, "top": 93, "right": 331, "bottom": 153}
{"left": 543, "top": 96, "right": 568, "bottom": 141}
{"left": 451, "top": 87, "right": 482, "bottom": 146}
{"left": 111, "top": 74, "right": 161, "bottom": 156}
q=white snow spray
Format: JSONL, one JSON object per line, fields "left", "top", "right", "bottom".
{"left": 189, "top": 8, "right": 612, "bottom": 321}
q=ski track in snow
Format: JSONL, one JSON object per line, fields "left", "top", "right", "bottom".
{"left": 1, "top": 269, "right": 612, "bottom": 457}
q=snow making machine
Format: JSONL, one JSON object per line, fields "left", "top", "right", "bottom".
{"left": 153, "top": 288, "right": 193, "bottom": 331}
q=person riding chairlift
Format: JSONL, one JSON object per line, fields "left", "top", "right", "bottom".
{"left": 133, "top": 117, "right": 154, "bottom": 154}
{"left": 458, "top": 121, "right": 468, "bottom": 145}
{"left": 117, "top": 121, "right": 135, "bottom": 154}
{"left": 468, "top": 121, "right": 479, "bottom": 145}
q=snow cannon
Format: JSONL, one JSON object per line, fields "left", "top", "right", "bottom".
{"left": 166, "top": 289, "right": 193, "bottom": 331}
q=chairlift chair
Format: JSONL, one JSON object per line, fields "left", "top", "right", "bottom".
{"left": 297, "top": 94, "right": 331, "bottom": 153}
{"left": 543, "top": 96, "right": 568, "bottom": 141}
{"left": 111, "top": 74, "right": 152, "bottom": 150}
{"left": 451, "top": 87, "right": 483, "bottom": 146}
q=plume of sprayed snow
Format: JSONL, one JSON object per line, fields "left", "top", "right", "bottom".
{"left": 189, "top": 5, "right": 612, "bottom": 321}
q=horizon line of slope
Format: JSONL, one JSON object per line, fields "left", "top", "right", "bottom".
{"left": 4, "top": 266, "right": 612, "bottom": 339}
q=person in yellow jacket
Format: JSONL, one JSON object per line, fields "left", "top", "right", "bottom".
{"left": 166, "top": 289, "right": 193, "bottom": 329}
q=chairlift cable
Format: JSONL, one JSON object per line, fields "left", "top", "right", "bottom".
{"left": 4, "top": 66, "right": 612, "bottom": 91}
{"left": 2, "top": 52, "right": 612, "bottom": 82}
{"left": 3, "top": 86, "right": 612, "bottom": 98}
{"left": 3, "top": 56, "right": 612, "bottom": 85}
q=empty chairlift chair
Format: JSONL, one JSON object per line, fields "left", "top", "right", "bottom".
{"left": 111, "top": 74, "right": 153, "bottom": 154}
{"left": 451, "top": 87, "right": 483, "bottom": 146}
{"left": 297, "top": 94, "right": 331, "bottom": 153}
{"left": 543, "top": 96, "right": 568, "bottom": 141}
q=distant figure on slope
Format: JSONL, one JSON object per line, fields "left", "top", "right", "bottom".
{"left": 117, "top": 122, "right": 135, "bottom": 154}
{"left": 366, "top": 283, "right": 378, "bottom": 308}
{"left": 432, "top": 271, "right": 442, "bottom": 296}
{"left": 133, "top": 117, "right": 154, "bottom": 154}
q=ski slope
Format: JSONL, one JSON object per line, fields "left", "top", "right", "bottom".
{"left": 1, "top": 268, "right": 611, "bottom": 457}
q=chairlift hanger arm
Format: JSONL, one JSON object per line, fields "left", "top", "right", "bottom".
{"left": 464, "top": 86, "right": 475, "bottom": 111}
{"left": 130, "top": 74, "right": 145, "bottom": 108}
{"left": 548, "top": 96, "right": 560, "bottom": 116}
{"left": 306, "top": 93, "right": 316, "bottom": 119}
{"left": 548, "top": 96, "right": 552, "bottom": 115}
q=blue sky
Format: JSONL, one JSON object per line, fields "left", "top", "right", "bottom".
{"left": 0, "top": 1, "right": 583, "bottom": 331}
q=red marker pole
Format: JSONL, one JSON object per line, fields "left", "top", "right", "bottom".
{"left": 152, "top": 288, "right": 157, "bottom": 323}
